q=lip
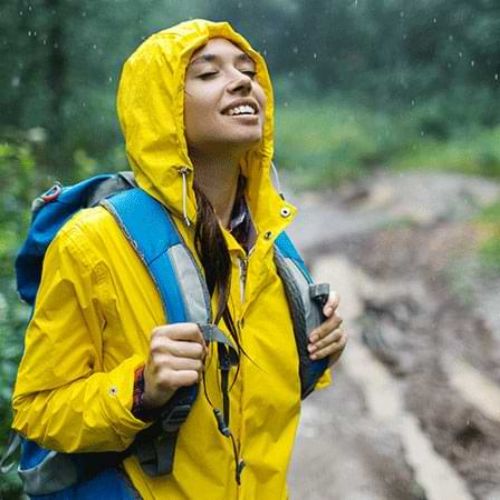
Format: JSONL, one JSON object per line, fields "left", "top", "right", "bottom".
{"left": 220, "top": 98, "right": 260, "bottom": 116}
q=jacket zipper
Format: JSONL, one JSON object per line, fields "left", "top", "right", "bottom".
{"left": 239, "top": 256, "right": 248, "bottom": 305}
{"left": 236, "top": 255, "right": 249, "bottom": 489}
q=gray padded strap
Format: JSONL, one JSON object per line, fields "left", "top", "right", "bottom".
{"left": 87, "top": 171, "right": 137, "bottom": 208}
{"left": 0, "top": 432, "right": 20, "bottom": 474}
{"left": 278, "top": 256, "right": 325, "bottom": 337}
{"left": 167, "top": 245, "right": 211, "bottom": 324}
{"left": 18, "top": 451, "right": 79, "bottom": 495}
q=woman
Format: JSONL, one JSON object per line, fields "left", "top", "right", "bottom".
{"left": 12, "top": 19, "right": 346, "bottom": 498}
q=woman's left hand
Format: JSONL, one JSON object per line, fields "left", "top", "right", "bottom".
{"left": 308, "top": 291, "right": 347, "bottom": 367}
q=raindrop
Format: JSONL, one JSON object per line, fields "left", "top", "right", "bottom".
{"left": 495, "top": 73, "right": 499, "bottom": 81}
{"left": 448, "top": 34, "right": 454, "bottom": 41}
{"left": 28, "top": 5, "right": 32, "bottom": 11}
{"left": 108, "top": 76, "right": 113, "bottom": 83}
{"left": 470, "top": 60, "right": 475, "bottom": 67}
{"left": 420, "top": 130, "right": 425, "bottom": 137}
{"left": 313, "top": 52, "right": 317, "bottom": 60}
{"left": 19, "top": 10, "right": 23, "bottom": 16}
{"left": 27, "top": 30, "right": 32, "bottom": 37}
{"left": 53, "top": 42, "right": 59, "bottom": 48}
{"left": 82, "top": 11, "right": 87, "bottom": 17}
{"left": 433, "top": 17, "right": 437, "bottom": 23}
{"left": 284, "top": 101, "right": 289, "bottom": 108}
{"left": 411, "top": 99, "right": 415, "bottom": 106}
{"left": 458, "top": 51, "right": 463, "bottom": 58}
{"left": 92, "top": 44, "right": 97, "bottom": 50}
{"left": 27, "top": 127, "right": 47, "bottom": 144}
{"left": 237, "top": 1, "right": 243, "bottom": 8}
{"left": 293, "top": 46, "right": 299, "bottom": 54}
{"left": 353, "top": 0, "right": 358, "bottom": 6}
{"left": 400, "top": 11, "right": 405, "bottom": 18}
{"left": 11, "top": 76, "right": 20, "bottom": 88}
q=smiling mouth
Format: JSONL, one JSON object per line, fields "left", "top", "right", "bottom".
{"left": 224, "top": 104, "right": 258, "bottom": 116}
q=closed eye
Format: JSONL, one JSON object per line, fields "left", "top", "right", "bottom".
{"left": 241, "top": 70, "right": 257, "bottom": 79}
{"left": 198, "top": 71, "right": 218, "bottom": 80}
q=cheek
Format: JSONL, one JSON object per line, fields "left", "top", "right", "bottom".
{"left": 184, "top": 93, "right": 208, "bottom": 140}
{"left": 255, "top": 85, "right": 267, "bottom": 114}
{"left": 185, "top": 87, "right": 217, "bottom": 122}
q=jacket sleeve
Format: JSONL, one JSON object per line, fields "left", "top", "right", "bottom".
{"left": 12, "top": 217, "right": 149, "bottom": 453}
{"left": 315, "top": 368, "right": 332, "bottom": 390}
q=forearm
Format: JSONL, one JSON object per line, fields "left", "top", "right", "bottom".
{"left": 12, "top": 355, "right": 149, "bottom": 453}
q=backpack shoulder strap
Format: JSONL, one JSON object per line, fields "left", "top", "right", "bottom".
{"left": 103, "top": 187, "right": 211, "bottom": 325}
{"left": 274, "top": 231, "right": 330, "bottom": 399}
{"left": 103, "top": 188, "right": 238, "bottom": 477}
{"left": 102, "top": 187, "right": 215, "bottom": 477}
{"left": 16, "top": 173, "right": 133, "bottom": 305}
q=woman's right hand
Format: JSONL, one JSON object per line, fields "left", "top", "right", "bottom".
{"left": 142, "top": 323, "right": 207, "bottom": 409}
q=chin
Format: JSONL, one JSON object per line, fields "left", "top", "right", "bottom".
{"left": 228, "top": 131, "right": 263, "bottom": 149}
{"left": 193, "top": 132, "right": 263, "bottom": 157}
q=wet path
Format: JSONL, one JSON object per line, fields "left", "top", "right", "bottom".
{"left": 286, "top": 171, "right": 500, "bottom": 499}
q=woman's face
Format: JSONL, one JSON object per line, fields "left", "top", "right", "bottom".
{"left": 184, "top": 38, "right": 266, "bottom": 157}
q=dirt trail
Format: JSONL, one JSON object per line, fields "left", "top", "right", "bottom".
{"left": 287, "top": 171, "right": 500, "bottom": 500}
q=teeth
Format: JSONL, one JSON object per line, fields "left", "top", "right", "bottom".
{"left": 227, "top": 104, "right": 256, "bottom": 116}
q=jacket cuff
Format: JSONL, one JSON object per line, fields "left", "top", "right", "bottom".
{"left": 100, "top": 355, "right": 152, "bottom": 442}
{"left": 131, "top": 366, "right": 163, "bottom": 422}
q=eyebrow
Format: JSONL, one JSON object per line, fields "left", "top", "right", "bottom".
{"left": 189, "top": 52, "right": 254, "bottom": 67}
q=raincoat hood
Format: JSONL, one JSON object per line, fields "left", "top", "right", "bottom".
{"left": 117, "top": 19, "right": 293, "bottom": 229}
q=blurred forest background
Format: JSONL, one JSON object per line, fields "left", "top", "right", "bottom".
{"left": 0, "top": 0, "right": 499, "bottom": 496}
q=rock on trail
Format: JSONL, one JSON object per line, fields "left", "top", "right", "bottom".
{"left": 286, "top": 171, "right": 500, "bottom": 500}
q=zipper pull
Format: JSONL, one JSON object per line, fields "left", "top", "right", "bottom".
{"left": 213, "top": 408, "right": 231, "bottom": 437}
{"left": 236, "top": 458, "right": 246, "bottom": 485}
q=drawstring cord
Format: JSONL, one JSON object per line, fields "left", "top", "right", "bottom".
{"left": 271, "top": 161, "right": 285, "bottom": 200}
{"left": 202, "top": 344, "right": 245, "bottom": 485}
{"left": 178, "top": 166, "right": 192, "bottom": 227}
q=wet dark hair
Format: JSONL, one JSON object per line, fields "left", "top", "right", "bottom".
{"left": 192, "top": 182, "right": 240, "bottom": 349}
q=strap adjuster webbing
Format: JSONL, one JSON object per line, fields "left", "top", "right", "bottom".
{"left": 160, "top": 404, "right": 192, "bottom": 433}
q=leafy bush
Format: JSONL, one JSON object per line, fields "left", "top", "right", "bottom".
{"left": 274, "top": 93, "right": 500, "bottom": 188}
{"left": 0, "top": 134, "right": 122, "bottom": 497}
{"left": 0, "top": 137, "right": 40, "bottom": 497}
{"left": 476, "top": 201, "right": 500, "bottom": 272}
{"left": 274, "top": 95, "right": 401, "bottom": 188}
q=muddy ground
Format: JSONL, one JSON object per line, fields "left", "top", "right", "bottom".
{"left": 287, "top": 171, "right": 500, "bottom": 500}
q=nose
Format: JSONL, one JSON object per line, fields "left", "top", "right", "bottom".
{"left": 227, "top": 73, "right": 252, "bottom": 95}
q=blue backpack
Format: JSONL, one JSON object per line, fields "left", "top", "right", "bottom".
{"left": 6, "top": 172, "right": 330, "bottom": 498}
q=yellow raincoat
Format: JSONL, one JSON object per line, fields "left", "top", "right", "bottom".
{"left": 12, "top": 19, "right": 330, "bottom": 499}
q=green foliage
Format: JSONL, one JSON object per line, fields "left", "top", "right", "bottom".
{"left": 394, "top": 126, "right": 500, "bottom": 176}
{"left": 274, "top": 95, "right": 398, "bottom": 187}
{"left": 0, "top": 138, "right": 39, "bottom": 497}
{"left": 476, "top": 201, "right": 500, "bottom": 272}
{"left": 480, "top": 236, "right": 500, "bottom": 271}
{"left": 274, "top": 93, "right": 500, "bottom": 187}
{"left": 1, "top": 0, "right": 499, "bottom": 174}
